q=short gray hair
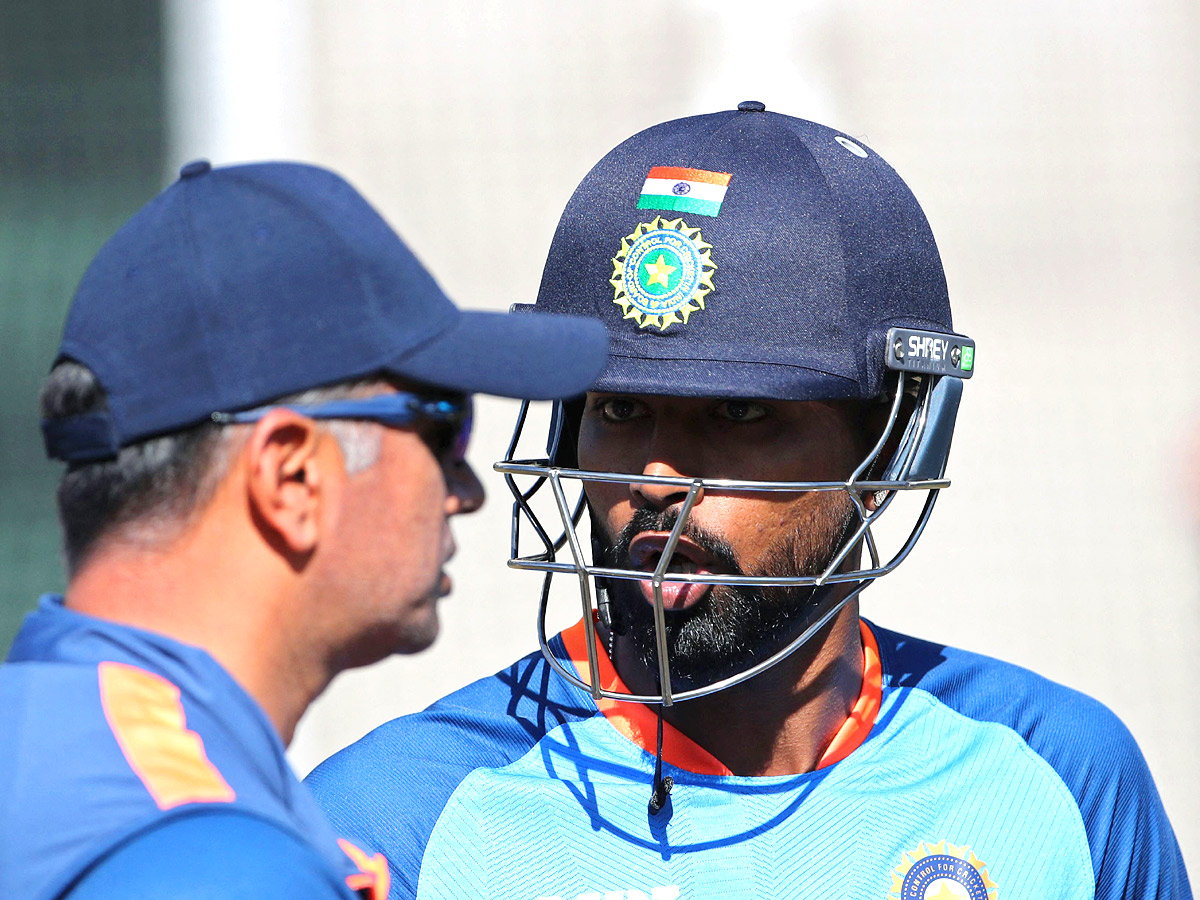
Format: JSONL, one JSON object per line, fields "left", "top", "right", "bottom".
{"left": 41, "top": 361, "right": 384, "bottom": 576}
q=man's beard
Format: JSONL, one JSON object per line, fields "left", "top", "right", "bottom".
{"left": 597, "top": 498, "right": 857, "bottom": 692}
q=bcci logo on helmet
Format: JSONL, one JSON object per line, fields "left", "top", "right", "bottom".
{"left": 610, "top": 217, "right": 716, "bottom": 331}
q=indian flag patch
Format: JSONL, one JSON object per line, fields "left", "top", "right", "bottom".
{"left": 637, "top": 166, "right": 731, "bottom": 218}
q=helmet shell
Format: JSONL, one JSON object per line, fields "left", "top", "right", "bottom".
{"left": 534, "top": 105, "right": 953, "bottom": 402}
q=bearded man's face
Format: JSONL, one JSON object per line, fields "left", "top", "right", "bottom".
{"left": 576, "top": 393, "right": 866, "bottom": 691}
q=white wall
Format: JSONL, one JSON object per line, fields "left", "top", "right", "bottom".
{"left": 168, "top": 0, "right": 1200, "bottom": 869}
{"left": 164, "top": 0, "right": 314, "bottom": 171}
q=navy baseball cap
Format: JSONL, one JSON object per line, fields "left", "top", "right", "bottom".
{"left": 43, "top": 160, "right": 608, "bottom": 462}
{"left": 529, "top": 101, "right": 955, "bottom": 402}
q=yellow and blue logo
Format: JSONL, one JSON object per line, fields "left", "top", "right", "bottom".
{"left": 889, "top": 841, "right": 998, "bottom": 900}
{"left": 610, "top": 217, "right": 716, "bottom": 331}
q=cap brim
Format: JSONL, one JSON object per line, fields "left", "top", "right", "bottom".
{"left": 386, "top": 309, "right": 609, "bottom": 400}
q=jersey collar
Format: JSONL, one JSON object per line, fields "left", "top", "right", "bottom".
{"left": 560, "top": 617, "right": 882, "bottom": 776}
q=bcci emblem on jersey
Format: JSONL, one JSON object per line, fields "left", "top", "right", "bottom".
{"left": 610, "top": 217, "right": 716, "bottom": 331}
{"left": 890, "top": 841, "right": 998, "bottom": 900}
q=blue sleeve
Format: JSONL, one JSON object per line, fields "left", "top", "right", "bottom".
{"left": 63, "top": 809, "right": 357, "bottom": 900}
{"left": 1071, "top": 731, "right": 1191, "bottom": 900}
{"left": 876, "top": 624, "right": 1192, "bottom": 899}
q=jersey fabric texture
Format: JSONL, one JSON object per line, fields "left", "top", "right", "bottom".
{"left": 306, "top": 618, "right": 1191, "bottom": 900}
{"left": 0, "top": 595, "right": 389, "bottom": 900}
{"left": 63, "top": 809, "right": 366, "bottom": 900}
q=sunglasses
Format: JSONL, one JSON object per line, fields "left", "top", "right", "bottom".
{"left": 212, "top": 391, "right": 474, "bottom": 461}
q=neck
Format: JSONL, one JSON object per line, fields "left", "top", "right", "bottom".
{"left": 64, "top": 517, "right": 328, "bottom": 746}
{"left": 611, "top": 598, "right": 864, "bottom": 777}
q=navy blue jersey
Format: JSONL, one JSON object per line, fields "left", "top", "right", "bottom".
{"left": 0, "top": 595, "right": 389, "bottom": 900}
{"left": 307, "top": 618, "right": 1190, "bottom": 900}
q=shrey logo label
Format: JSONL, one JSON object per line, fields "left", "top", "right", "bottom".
{"left": 886, "top": 327, "right": 975, "bottom": 378}
{"left": 908, "top": 335, "right": 952, "bottom": 362}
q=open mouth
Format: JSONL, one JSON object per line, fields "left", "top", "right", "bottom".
{"left": 627, "top": 532, "right": 719, "bottom": 611}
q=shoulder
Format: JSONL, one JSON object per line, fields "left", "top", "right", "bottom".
{"left": 63, "top": 808, "right": 354, "bottom": 900}
{"left": 870, "top": 622, "right": 1191, "bottom": 899}
{"left": 305, "top": 647, "right": 596, "bottom": 892}
{"left": 308, "top": 646, "right": 593, "bottom": 792}
{"left": 872, "top": 622, "right": 1141, "bottom": 777}
{"left": 874, "top": 623, "right": 1128, "bottom": 740}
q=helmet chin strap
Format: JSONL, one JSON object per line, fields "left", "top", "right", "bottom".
{"left": 594, "top": 540, "right": 672, "bottom": 812}
{"left": 592, "top": 531, "right": 626, "bottom": 641}
{"left": 648, "top": 670, "right": 674, "bottom": 815}
{"left": 592, "top": 520, "right": 674, "bottom": 814}
{"left": 649, "top": 705, "right": 673, "bottom": 814}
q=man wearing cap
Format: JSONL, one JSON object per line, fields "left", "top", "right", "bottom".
{"left": 0, "top": 160, "right": 606, "bottom": 900}
{"left": 307, "top": 104, "right": 1190, "bottom": 899}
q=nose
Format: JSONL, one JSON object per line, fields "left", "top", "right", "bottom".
{"left": 446, "top": 459, "right": 485, "bottom": 515}
{"left": 631, "top": 459, "right": 702, "bottom": 511}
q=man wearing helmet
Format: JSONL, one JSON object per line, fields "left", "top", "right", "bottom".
{"left": 308, "top": 104, "right": 1190, "bottom": 899}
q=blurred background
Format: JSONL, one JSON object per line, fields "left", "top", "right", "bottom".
{"left": 2, "top": 0, "right": 1197, "bottom": 871}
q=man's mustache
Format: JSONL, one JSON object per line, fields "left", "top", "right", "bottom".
{"left": 607, "top": 507, "right": 742, "bottom": 577}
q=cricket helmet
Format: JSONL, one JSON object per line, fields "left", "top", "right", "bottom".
{"left": 497, "top": 102, "right": 974, "bottom": 705}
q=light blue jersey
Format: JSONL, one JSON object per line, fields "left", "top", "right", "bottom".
{"left": 309, "top": 618, "right": 1189, "bottom": 900}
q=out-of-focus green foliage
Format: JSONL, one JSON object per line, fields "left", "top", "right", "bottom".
{"left": 0, "top": 0, "right": 164, "bottom": 651}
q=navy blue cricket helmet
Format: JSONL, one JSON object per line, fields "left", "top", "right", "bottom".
{"left": 498, "top": 103, "right": 975, "bottom": 705}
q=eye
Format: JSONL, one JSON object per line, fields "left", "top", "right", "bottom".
{"left": 715, "top": 399, "right": 768, "bottom": 423}
{"left": 596, "top": 396, "right": 647, "bottom": 423}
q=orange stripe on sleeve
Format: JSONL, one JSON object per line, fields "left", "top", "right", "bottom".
{"left": 339, "top": 838, "right": 391, "bottom": 900}
{"left": 98, "top": 661, "right": 236, "bottom": 810}
{"left": 646, "top": 166, "right": 732, "bottom": 186}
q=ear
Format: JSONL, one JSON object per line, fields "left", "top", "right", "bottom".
{"left": 863, "top": 488, "right": 887, "bottom": 513}
{"left": 850, "top": 387, "right": 910, "bottom": 515}
{"left": 242, "top": 409, "right": 336, "bottom": 562}
{"left": 859, "top": 386, "right": 918, "bottom": 475}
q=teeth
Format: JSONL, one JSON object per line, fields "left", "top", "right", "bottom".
{"left": 633, "top": 547, "right": 702, "bottom": 573}
{"left": 637, "top": 553, "right": 697, "bottom": 574}
{"left": 637, "top": 552, "right": 662, "bottom": 571}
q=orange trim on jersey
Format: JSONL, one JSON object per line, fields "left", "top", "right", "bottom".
{"left": 561, "top": 617, "right": 882, "bottom": 775}
{"left": 561, "top": 620, "right": 732, "bottom": 776}
{"left": 98, "top": 661, "right": 236, "bottom": 810}
{"left": 814, "top": 620, "right": 882, "bottom": 769}
{"left": 339, "top": 838, "right": 391, "bottom": 900}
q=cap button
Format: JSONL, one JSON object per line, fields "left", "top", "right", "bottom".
{"left": 737, "top": 100, "right": 766, "bottom": 112}
{"left": 179, "top": 159, "right": 212, "bottom": 179}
